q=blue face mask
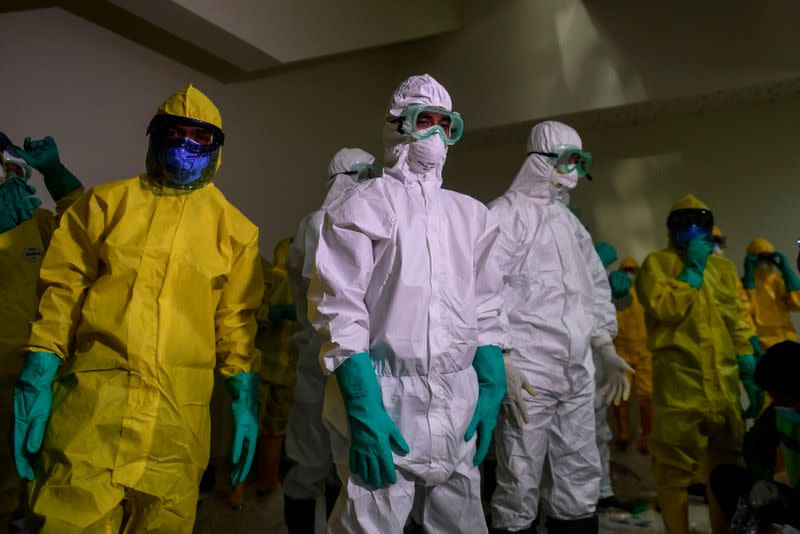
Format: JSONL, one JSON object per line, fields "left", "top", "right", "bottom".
{"left": 672, "top": 224, "right": 707, "bottom": 249}
{"left": 146, "top": 137, "right": 219, "bottom": 190}
{"left": 776, "top": 406, "right": 800, "bottom": 425}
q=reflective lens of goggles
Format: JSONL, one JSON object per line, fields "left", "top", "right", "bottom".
{"left": 393, "top": 104, "right": 464, "bottom": 145}
{"left": 147, "top": 113, "right": 224, "bottom": 156}
{"left": 529, "top": 144, "right": 593, "bottom": 179}
{"left": 666, "top": 208, "right": 714, "bottom": 234}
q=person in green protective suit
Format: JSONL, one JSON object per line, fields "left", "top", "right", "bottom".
{"left": 710, "top": 340, "right": 800, "bottom": 530}
{"left": 12, "top": 85, "right": 262, "bottom": 533}
{"left": 636, "top": 194, "right": 756, "bottom": 534}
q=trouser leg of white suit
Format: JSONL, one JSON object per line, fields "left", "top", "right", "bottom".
{"left": 492, "top": 386, "right": 600, "bottom": 530}
{"left": 595, "top": 395, "right": 614, "bottom": 499}
{"left": 327, "top": 456, "right": 487, "bottom": 534}
{"left": 284, "top": 361, "right": 334, "bottom": 500}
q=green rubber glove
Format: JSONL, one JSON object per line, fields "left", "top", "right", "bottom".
{"left": 772, "top": 251, "right": 800, "bottom": 292}
{"left": 225, "top": 372, "right": 259, "bottom": 486}
{"left": 20, "top": 136, "right": 82, "bottom": 201}
{"left": 749, "top": 336, "right": 764, "bottom": 358}
{"left": 13, "top": 351, "right": 60, "bottom": 480}
{"left": 0, "top": 176, "right": 42, "bottom": 233}
{"left": 742, "top": 254, "right": 758, "bottom": 290}
{"left": 465, "top": 345, "right": 506, "bottom": 466}
{"left": 737, "top": 354, "right": 764, "bottom": 419}
{"left": 677, "top": 236, "right": 714, "bottom": 289}
{"left": 335, "top": 352, "right": 409, "bottom": 488}
{"left": 595, "top": 242, "right": 618, "bottom": 269}
{"left": 267, "top": 304, "right": 297, "bottom": 323}
{"left": 609, "top": 270, "right": 632, "bottom": 299}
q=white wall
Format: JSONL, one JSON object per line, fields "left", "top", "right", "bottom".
{"left": 3, "top": 4, "right": 800, "bottom": 263}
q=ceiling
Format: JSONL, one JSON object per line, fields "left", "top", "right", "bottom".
{"left": 6, "top": 0, "right": 462, "bottom": 83}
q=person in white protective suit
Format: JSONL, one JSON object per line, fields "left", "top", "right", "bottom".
{"left": 283, "top": 147, "right": 379, "bottom": 533}
{"left": 489, "top": 121, "right": 632, "bottom": 534}
{"left": 309, "top": 74, "right": 508, "bottom": 534}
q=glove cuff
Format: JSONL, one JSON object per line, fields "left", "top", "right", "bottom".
{"left": 43, "top": 164, "right": 82, "bottom": 202}
{"left": 736, "top": 354, "right": 757, "bottom": 378}
{"left": 20, "top": 351, "right": 60, "bottom": 388}
{"left": 678, "top": 268, "right": 703, "bottom": 289}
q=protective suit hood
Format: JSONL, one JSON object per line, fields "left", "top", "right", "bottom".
{"left": 383, "top": 74, "right": 452, "bottom": 185}
{"left": 508, "top": 121, "right": 583, "bottom": 199}
{"left": 747, "top": 237, "right": 775, "bottom": 256}
{"left": 322, "top": 148, "right": 375, "bottom": 209}
{"left": 670, "top": 194, "right": 710, "bottom": 212}
{"left": 620, "top": 257, "right": 639, "bottom": 270}
{"left": 147, "top": 84, "right": 224, "bottom": 188}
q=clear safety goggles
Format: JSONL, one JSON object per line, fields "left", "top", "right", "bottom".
{"left": 0, "top": 148, "right": 32, "bottom": 183}
{"left": 529, "top": 144, "right": 593, "bottom": 180}
{"left": 666, "top": 208, "right": 714, "bottom": 235}
{"left": 147, "top": 113, "right": 224, "bottom": 156}
{"left": 330, "top": 162, "right": 382, "bottom": 183}
{"left": 391, "top": 104, "right": 464, "bottom": 145}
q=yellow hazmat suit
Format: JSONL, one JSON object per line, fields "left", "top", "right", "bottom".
{"left": 745, "top": 237, "right": 800, "bottom": 349}
{"left": 612, "top": 258, "right": 653, "bottom": 451}
{"left": 636, "top": 195, "right": 753, "bottom": 534}
{"left": 0, "top": 195, "right": 81, "bottom": 520}
{"left": 258, "top": 237, "right": 300, "bottom": 438}
{"left": 24, "top": 86, "right": 263, "bottom": 533}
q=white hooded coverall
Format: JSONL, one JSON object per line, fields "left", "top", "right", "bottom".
{"left": 489, "top": 121, "right": 617, "bottom": 529}
{"left": 283, "top": 148, "right": 376, "bottom": 501}
{"left": 309, "top": 75, "right": 507, "bottom": 534}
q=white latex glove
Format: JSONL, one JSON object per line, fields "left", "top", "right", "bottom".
{"left": 501, "top": 352, "right": 536, "bottom": 429}
{"left": 749, "top": 480, "right": 780, "bottom": 509}
{"left": 594, "top": 338, "right": 634, "bottom": 406}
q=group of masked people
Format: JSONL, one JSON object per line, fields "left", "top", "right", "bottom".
{"left": 1, "top": 74, "right": 799, "bottom": 534}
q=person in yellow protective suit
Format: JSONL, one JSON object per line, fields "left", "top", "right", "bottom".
{"left": 0, "top": 133, "right": 83, "bottom": 531}
{"left": 611, "top": 257, "right": 653, "bottom": 456}
{"left": 712, "top": 226, "right": 759, "bottom": 339}
{"left": 12, "top": 85, "right": 263, "bottom": 534}
{"left": 228, "top": 239, "right": 300, "bottom": 507}
{"left": 743, "top": 237, "right": 800, "bottom": 350}
{"left": 636, "top": 194, "right": 756, "bottom": 534}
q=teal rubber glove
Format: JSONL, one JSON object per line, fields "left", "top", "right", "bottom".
{"left": 335, "top": 352, "right": 409, "bottom": 488}
{"left": 0, "top": 176, "right": 42, "bottom": 233}
{"left": 609, "top": 270, "right": 632, "bottom": 299}
{"left": 20, "top": 136, "right": 82, "bottom": 201}
{"left": 465, "top": 345, "right": 506, "bottom": 466}
{"left": 267, "top": 304, "right": 297, "bottom": 323}
{"left": 595, "top": 242, "right": 618, "bottom": 269}
{"left": 13, "top": 351, "right": 60, "bottom": 480}
{"left": 737, "top": 354, "right": 764, "bottom": 419}
{"left": 772, "top": 251, "right": 800, "bottom": 292}
{"left": 749, "top": 336, "right": 764, "bottom": 358}
{"left": 742, "top": 254, "right": 758, "bottom": 290}
{"left": 677, "top": 237, "right": 714, "bottom": 289}
{"left": 225, "top": 372, "right": 259, "bottom": 486}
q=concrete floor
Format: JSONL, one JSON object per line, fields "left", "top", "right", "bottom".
{"left": 194, "top": 444, "right": 715, "bottom": 533}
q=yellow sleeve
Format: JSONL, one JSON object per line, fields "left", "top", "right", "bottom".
{"left": 635, "top": 252, "right": 699, "bottom": 324}
{"left": 215, "top": 228, "right": 264, "bottom": 378}
{"left": 722, "top": 267, "right": 756, "bottom": 355}
{"left": 736, "top": 277, "right": 757, "bottom": 332}
{"left": 778, "top": 277, "right": 800, "bottom": 311}
{"left": 26, "top": 190, "right": 103, "bottom": 360}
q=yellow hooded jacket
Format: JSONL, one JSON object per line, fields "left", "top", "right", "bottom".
{"left": 24, "top": 85, "right": 262, "bottom": 524}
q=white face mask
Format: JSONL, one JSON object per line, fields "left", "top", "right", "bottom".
{"left": 713, "top": 244, "right": 723, "bottom": 256}
{"left": 625, "top": 271, "right": 635, "bottom": 281}
{"left": 407, "top": 134, "right": 447, "bottom": 175}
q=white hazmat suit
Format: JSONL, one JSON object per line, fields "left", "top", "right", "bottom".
{"left": 309, "top": 74, "right": 507, "bottom": 534}
{"left": 284, "top": 148, "right": 376, "bottom": 506}
{"left": 489, "top": 121, "right": 625, "bottom": 531}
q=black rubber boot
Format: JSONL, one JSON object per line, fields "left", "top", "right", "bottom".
{"left": 546, "top": 515, "right": 598, "bottom": 534}
{"left": 284, "top": 495, "right": 316, "bottom": 534}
